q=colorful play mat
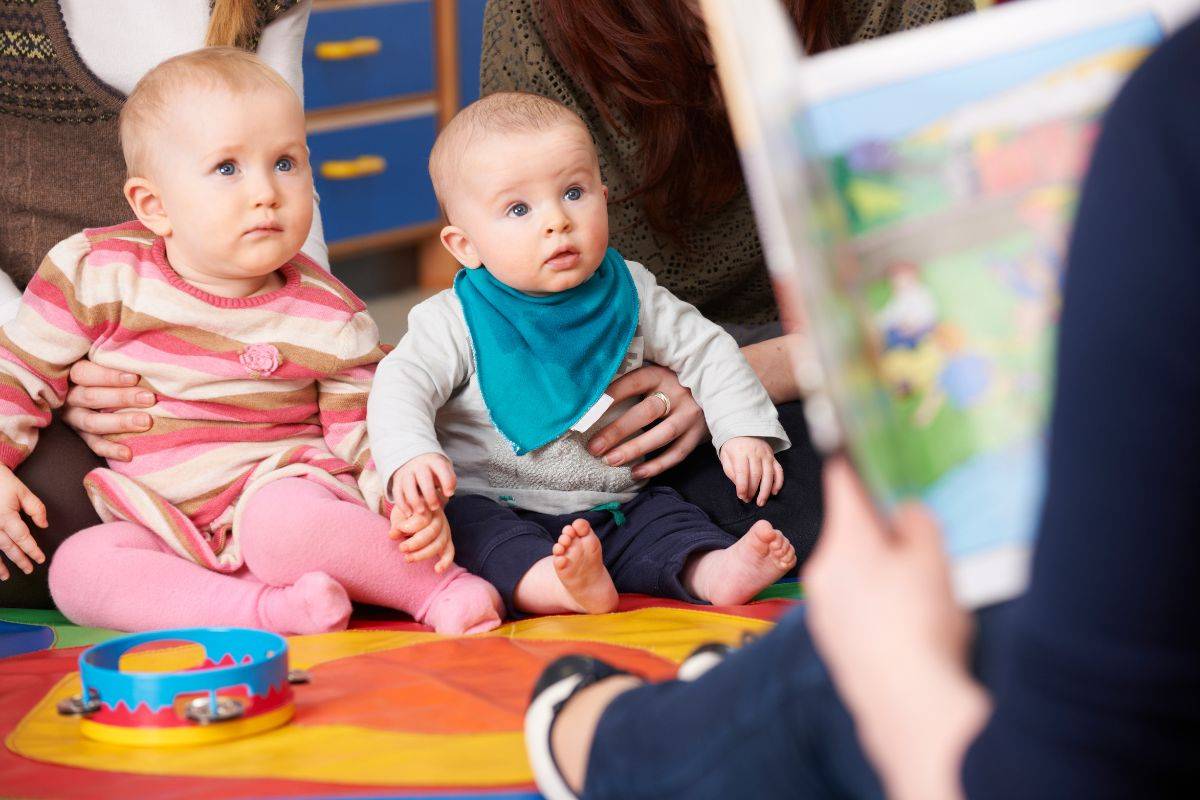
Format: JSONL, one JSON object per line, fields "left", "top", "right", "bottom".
{"left": 0, "top": 583, "right": 800, "bottom": 799}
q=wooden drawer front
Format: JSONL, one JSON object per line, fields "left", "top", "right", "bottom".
{"left": 457, "top": 0, "right": 487, "bottom": 107}
{"left": 310, "top": 115, "right": 440, "bottom": 242}
{"left": 304, "top": 1, "right": 434, "bottom": 110}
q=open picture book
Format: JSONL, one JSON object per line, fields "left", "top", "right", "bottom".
{"left": 701, "top": 0, "right": 1200, "bottom": 606}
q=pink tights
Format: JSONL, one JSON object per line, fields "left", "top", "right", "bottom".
{"left": 49, "top": 477, "right": 502, "bottom": 635}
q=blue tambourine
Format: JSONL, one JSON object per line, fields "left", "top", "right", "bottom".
{"left": 56, "top": 627, "right": 308, "bottom": 746}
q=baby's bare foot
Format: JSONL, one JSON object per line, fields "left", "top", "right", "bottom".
{"left": 553, "top": 519, "right": 618, "bottom": 614}
{"left": 687, "top": 521, "right": 795, "bottom": 606}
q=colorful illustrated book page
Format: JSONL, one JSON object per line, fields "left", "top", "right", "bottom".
{"left": 704, "top": 0, "right": 1200, "bottom": 606}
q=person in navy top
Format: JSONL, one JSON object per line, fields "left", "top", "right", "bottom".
{"left": 521, "top": 15, "right": 1200, "bottom": 800}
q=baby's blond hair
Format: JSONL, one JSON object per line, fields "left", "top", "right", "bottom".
{"left": 119, "top": 46, "right": 297, "bottom": 177}
{"left": 429, "top": 91, "right": 593, "bottom": 214}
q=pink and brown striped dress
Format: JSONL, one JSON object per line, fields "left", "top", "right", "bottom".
{"left": 0, "top": 222, "right": 387, "bottom": 572}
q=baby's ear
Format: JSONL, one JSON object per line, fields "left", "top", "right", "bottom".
{"left": 439, "top": 225, "right": 482, "bottom": 268}
{"left": 123, "top": 177, "right": 172, "bottom": 237}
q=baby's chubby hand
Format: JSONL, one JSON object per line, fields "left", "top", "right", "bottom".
{"left": 390, "top": 453, "right": 457, "bottom": 517}
{"left": 718, "top": 436, "right": 785, "bottom": 507}
{"left": 388, "top": 505, "right": 456, "bottom": 573}
{"left": 0, "top": 465, "right": 48, "bottom": 581}
{"left": 388, "top": 454, "right": 458, "bottom": 574}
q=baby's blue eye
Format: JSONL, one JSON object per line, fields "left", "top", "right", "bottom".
{"left": 216, "top": 162, "right": 236, "bottom": 176}
{"left": 275, "top": 157, "right": 294, "bottom": 172}
{"left": 508, "top": 203, "right": 530, "bottom": 218}
{"left": 564, "top": 186, "right": 583, "bottom": 201}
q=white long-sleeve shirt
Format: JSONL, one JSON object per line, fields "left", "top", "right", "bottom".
{"left": 368, "top": 258, "right": 789, "bottom": 515}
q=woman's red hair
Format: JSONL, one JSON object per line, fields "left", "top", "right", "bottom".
{"left": 537, "top": 0, "right": 843, "bottom": 237}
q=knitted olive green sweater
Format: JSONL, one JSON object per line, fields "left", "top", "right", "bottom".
{"left": 0, "top": 0, "right": 297, "bottom": 288}
{"left": 480, "top": 0, "right": 975, "bottom": 329}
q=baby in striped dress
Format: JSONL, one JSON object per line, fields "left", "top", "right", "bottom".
{"left": 0, "top": 48, "right": 501, "bottom": 635}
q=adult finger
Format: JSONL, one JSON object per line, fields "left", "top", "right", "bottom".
{"left": 631, "top": 424, "right": 707, "bottom": 480}
{"left": 603, "top": 365, "right": 662, "bottom": 404}
{"left": 600, "top": 413, "right": 680, "bottom": 468}
{"left": 69, "top": 360, "right": 141, "bottom": 391}
{"left": 66, "top": 384, "right": 155, "bottom": 412}
{"left": 74, "top": 429, "right": 132, "bottom": 462}
{"left": 16, "top": 481, "right": 48, "bottom": 530}
{"left": 432, "top": 460, "right": 457, "bottom": 498}
{"left": 588, "top": 397, "right": 666, "bottom": 458}
{"left": 62, "top": 404, "right": 151, "bottom": 436}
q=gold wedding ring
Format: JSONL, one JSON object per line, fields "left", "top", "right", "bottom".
{"left": 650, "top": 390, "right": 672, "bottom": 418}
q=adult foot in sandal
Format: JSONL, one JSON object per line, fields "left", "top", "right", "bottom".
{"left": 526, "top": 655, "right": 643, "bottom": 799}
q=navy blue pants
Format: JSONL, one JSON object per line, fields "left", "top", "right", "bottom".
{"left": 583, "top": 601, "right": 1016, "bottom": 799}
{"left": 653, "top": 400, "right": 823, "bottom": 570}
{"left": 444, "top": 487, "right": 736, "bottom": 618}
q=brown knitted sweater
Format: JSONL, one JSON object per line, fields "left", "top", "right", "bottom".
{"left": 0, "top": 0, "right": 296, "bottom": 288}
{"left": 481, "top": 0, "right": 975, "bottom": 328}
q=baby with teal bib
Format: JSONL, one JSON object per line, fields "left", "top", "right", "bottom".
{"left": 366, "top": 92, "right": 796, "bottom": 618}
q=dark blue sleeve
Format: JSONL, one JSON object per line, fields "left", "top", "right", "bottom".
{"left": 961, "top": 18, "right": 1200, "bottom": 798}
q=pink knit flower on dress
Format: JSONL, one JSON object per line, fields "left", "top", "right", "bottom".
{"left": 240, "top": 343, "right": 281, "bottom": 378}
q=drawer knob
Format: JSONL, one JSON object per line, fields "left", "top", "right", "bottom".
{"left": 320, "top": 155, "right": 388, "bottom": 180}
{"left": 314, "top": 36, "right": 383, "bottom": 61}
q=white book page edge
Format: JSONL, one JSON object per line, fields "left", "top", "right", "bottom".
{"left": 797, "top": 0, "right": 1200, "bottom": 103}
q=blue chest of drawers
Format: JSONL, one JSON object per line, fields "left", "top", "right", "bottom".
{"left": 305, "top": 0, "right": 485, "bottom": 269}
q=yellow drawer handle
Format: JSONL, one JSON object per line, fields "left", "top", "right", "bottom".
{"left": 320, "top": 155, "right": 388, "bottom": 180}
{"left": 314, "top": 36, "right": 382, "bottom": 61}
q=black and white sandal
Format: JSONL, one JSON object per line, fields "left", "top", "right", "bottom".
{"left": 525, "top": 654, "right": 633, "bottom": 800}
{"left": 676, "top": 631, "right": 760, "bottom": 682}
{"left": 676, "top": 642, "right": 735, "bottom": 682}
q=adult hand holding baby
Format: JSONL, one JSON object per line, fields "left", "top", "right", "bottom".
{"left": 588, "top": 364, "right": 708, "bottom": 480}
{"left": 61, "top": 359, "right": 156, "bottom": 462}
{"left": 389, "top": 454, "right": 458, "bottom": 573}
{"left": 0, "top": 465, "right": 48, "bottom": 580}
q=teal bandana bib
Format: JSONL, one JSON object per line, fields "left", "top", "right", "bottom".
{"left": 454, "top": 247, "right": 639, "bottom": 455}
